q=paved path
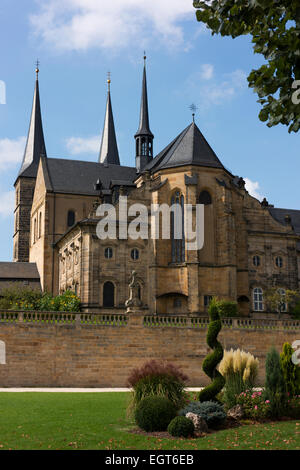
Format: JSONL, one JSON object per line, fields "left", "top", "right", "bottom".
{"left": 0, "top": 387, "right": 203, "bottom": 393}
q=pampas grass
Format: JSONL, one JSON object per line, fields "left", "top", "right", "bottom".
{"left": 219, "top": 349, "right": 259, "bottom": 408}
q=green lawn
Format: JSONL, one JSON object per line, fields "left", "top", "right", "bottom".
{"left": 0, "top": 392, "right": 299, "bottom": 450}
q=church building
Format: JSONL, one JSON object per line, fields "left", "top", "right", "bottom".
{"left": 12, "top": 60, "right": 300, "bottom": 316}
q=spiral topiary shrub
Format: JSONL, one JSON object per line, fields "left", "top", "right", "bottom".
{"left": 179, "top": 401, "right": 226, "bottom": 428}
{"left": 134, "top": 396, "right": 177, "bottom": 432}
{"left": 167, "top": 416, "right": 195, "bottom": 438}
{"left": 199, "top": 298, "right": 225, "bottom": 402}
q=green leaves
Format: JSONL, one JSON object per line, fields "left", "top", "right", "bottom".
{"left": 194, "top": 0, "right": 300, "bottom": 132}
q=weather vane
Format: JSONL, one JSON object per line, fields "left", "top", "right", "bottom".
{"left": 189, "top": 103, "right": 198, "bottom": 122}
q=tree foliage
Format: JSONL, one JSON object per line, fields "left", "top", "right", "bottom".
{"left": 194, "top": 0, "right": 300, "bottom": 132}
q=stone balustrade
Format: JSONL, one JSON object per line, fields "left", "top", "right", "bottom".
{"left": 0, "top": 310, "right": 299, "bottom": 330}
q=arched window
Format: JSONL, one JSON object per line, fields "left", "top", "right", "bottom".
{"left": 253, "top": 255, "right": 260, "bottom": 267}
{"left": 253, "top": 287, "right": 264, "bottom": 311}
{"left": 0, "top": 340, "right": 5, "bottom": 365}
{"left": 67, "top": 210, "right": 75, "bottom": 228}
{"left": 199, "top": 190, "right": 212, "bottom": 205}
{"left": 275, "top": 256, "right": 283, "bottom": 268}
{"left": 33, "top": 218, "right": 37, "bottom": 244}
{"left": 171, "top": 191, "right": 185, "bottom": 263}
{"left": 141, "top": 138, "right": 147, "bottom": 156}
{"left": 131, "top": 248, "right": 139, "bottom": 260}
{"left": 103, "top": 282, "right": 115, "bottom": 307}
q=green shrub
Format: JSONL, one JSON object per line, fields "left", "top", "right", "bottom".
{"left": 0, "top": 285, "right": 81, "bottom": 313}
{"left": 134, "top": 396, "right": 177, "bottom": 432}
{"left": 216, "top": 300, "right": 238, "bottom": 317}
{"left": 199, "top": 298, "right": 225, "bottom": 402}
{"left": 127, "top": 360, "right": 188, "bottom": 413}
{"left": 286, "top": 396, "right": 300, "bottom": 419}
{"left": 167, "top": 416, "right": 194, "bottom": 438}
{"left": 0, "top": 283, "right": 42, "bottom": 310}
{"left": 57, "top": 291, "right": 81, "bottom": 312}
{"left": 179, "top": 401, "right": 226, "bottom": 428}
{"left": 265, "top": 347, "right": 287, "bottom": 418}
{"left": 290, "top": 302, "right": 300, "bottom": 319}
{"left": 280, "top": 343, "right": 300, "bottom": 396}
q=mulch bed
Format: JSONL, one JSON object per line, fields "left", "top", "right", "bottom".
{"left": 128, "top": 416, "right": 297, "bottom": 439}
{"left": 128, "top": 417, "right": 246, "bottom": 439}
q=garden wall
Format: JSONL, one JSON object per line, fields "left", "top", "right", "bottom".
{"left": 0, "top": 311, "right": 299, "bottom": 387}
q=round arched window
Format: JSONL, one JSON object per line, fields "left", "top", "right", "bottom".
{"left": 275, "top": 256, "right": 283, "bottom": 268}
{"left": 131, "top": 249, "right": 139, "bottom": 260}
{"left": 103, "top": 282, "right": 115, "bottom": 307}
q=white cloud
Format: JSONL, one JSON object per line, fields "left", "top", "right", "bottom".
{"left": 244, "top": 177, "right": 264, "bottom": 201}
{"left": 0, "top": 137, "right": 26, "bottom": 170}
{"left": 0, "top": 189, "right": 14, "bottom": 217}
{"left": 30, "top": 0, "right": 195, "bottom": 53}
{"left": 200, "top": 64, "right": 214, "bottom": 80}
{"left": 65, "top": 135, "right": 99, "bottom": 155}
{"left": 184, "top": 67, "right": 247, "bottom": 109}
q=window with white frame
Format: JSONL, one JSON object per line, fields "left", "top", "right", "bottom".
{"left": 253, "top": 287, "right": 264, "bottom": 311}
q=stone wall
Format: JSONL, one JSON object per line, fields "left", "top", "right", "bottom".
{"left": 0, "top": 311, "right": 299, "bottom": 388}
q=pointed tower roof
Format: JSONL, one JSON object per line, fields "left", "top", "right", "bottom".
{"left": 17, "top": 65, "right": 47, "bottom": 179}
{"left": 99, "top": 78, "right": 120, "bottom": 165}
{"left": 144, "top": 121, "right": 227, "bottom": 173}
{"left": 135, "top": 57, "right": 153, "bottom": 138}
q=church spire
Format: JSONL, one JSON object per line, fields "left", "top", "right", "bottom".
{"left": 99, "top": 75, "right": 120, "bottom": 165}
{"left": 18, "top": 62, "right": 47, "bottom": 178}
{"left": 135, "top": 54, "right": 154, "bottom": 173}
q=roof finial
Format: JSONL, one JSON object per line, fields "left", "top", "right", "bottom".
{"left": 143, "top": 51, "right": 146, "bottom": 66}
{"left": 107, "top": 71, "right": 111, "bottom": 92}
{"left": 189, "top": 103, "right": 197, "bottom": 123}
{"left": 35, "top": 59, "right": 40, "bottom": 79}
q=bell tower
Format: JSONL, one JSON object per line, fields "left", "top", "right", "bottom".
{"left": 135, "top": 55, "right": 154, "bottom": 173}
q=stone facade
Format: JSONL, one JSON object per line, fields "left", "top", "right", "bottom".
{"left": 12, "top": 67, "right": 300, "bottom": 317}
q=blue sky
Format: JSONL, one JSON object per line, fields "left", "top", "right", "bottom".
{"left": 0, "top": 0, "right": 299, "bottom": 261}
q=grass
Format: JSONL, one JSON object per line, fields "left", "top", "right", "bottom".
{"left": 0, "top": 392, "right": 299, "bottom": 450}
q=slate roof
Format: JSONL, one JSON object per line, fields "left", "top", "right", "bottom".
{"left": 135, "top": 64, "right": 153, "bottom": 138}
{"left": 44, "top": 158, "right": 137, "bottom": 195}
{"left": 268, "top": 208, "right": 300, "bottom": 235}
{"left": 0, "top": 262, "right": 40, "bottom": 280}
{"left": 17, "top": 77, "right": 47, "bottom": 180}
{"left": 144, "top": 122, "right": 225, "bottom": 173}
{"left": 99, "top": 90, "right": 120, "bottom": 165}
